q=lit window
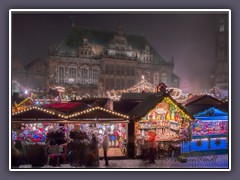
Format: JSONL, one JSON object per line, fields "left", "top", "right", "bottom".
{"left": 68, "top": 66, "right": 77, "bottom": 84}
{"left": 92, "top": 67, "right": 100, "bottom": 85}
{"left": 161, "top": 73, "right": 167, "bottom": 83}
{"left": 153, "top": 73, "right": 159, "bottom": 85}
{"left": 220, "top": 24, "right": 224, "bottom": 32}
{"left": 80, "top": 66, "right": 89, "bottom": 84}
{"left": 57, "top": 66, "right": 65, "bottom": 84}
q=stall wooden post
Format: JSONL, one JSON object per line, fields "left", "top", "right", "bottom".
{"left": 208, "top": 137, "right": 211, "bottom": 150}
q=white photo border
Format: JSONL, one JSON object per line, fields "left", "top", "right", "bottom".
{"left": 9, "top": 9, "right": 231, "bottom": 172}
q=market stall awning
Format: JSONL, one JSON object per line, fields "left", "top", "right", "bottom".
{"left": 41, "top": 102, "right": 89, "bottom": 114}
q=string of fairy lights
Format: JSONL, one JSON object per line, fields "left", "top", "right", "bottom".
{"left": 162, "top": 97, "right": 192, "bottom": 120}
{"left": 12, "top": 106, "right": 129, "bottom": 119}
{"left": 107, "top": 77, "right": 183, "bottom": 101}
{"left": 107, "top": 78, "right": 156, "bottom": 100}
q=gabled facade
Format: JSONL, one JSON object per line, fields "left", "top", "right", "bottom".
{"left": 126, "top": 93, "right": 192, "bottom": 157}
{"left": 47, "top": 25, "right": 180, "bottom": 98}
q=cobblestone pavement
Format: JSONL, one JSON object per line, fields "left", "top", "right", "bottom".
{"left": 19, "top": 154, "right": 228, "bottom": 169}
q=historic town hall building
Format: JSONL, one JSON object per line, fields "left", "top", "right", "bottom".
{"left": 12, "top": 25, "right": 180, "bottom": 98}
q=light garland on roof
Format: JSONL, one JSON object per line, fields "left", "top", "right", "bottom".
{"left": 107, "top": 78, "right": 157, "bottom": 101}
{"left": 163, "top": 97, "right": 191, "bottom": 120}
{"left": 69, "top": 106, "right": 129, "bottom": 119}
{"left": 12, "top": 106, "right": 129, "bottom": 119}
{"left": 107, "top": 77, "right": 183, "bottom": 101}
{"left": 12, "top": 106, "right": 58, "bottom": 116}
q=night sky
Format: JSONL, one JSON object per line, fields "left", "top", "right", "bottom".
{"left": 11, "top": 12, "right": 227, "bottom": 93}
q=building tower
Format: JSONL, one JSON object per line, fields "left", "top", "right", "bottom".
{"left": 215, "top": 15, "right": 229, "bottom": 90}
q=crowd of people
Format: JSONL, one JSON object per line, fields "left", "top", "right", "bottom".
{"left": 12, "top": 128, "right": 162, "bottom": 168}
{"left": 12, "top": 129, "right": 110, "bottom": 167}
{"left": 66, "top": 130, "right": 99, "bottom": 167}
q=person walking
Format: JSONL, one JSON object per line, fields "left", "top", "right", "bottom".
{"left": 88, "top": 134, "right": 99, "bottom": 166}
{"left": 147, "top": 131, "right": 156, "bottom": 164}
{"left": 102, "top": 133, "right": 110, "bottom": 166}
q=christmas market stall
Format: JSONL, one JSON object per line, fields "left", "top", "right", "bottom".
{"left": 189, "top": 107, "right": 228, "bottom": 152}
{"left": 12, "top": 100, "right": 130, "bottom": 161}
{"left": 128, "top": 92, "right": 193, "bottom": 158}
{"left": 67, "top": 106, "right": 129, "bottom": 158}
{"left": 11, "top": 105, "right": 68, "bottom": 166}
{"left": 42, "top": 99, "right": 129, "bottom": 157}
{"left": 184, "top": 95, "right": 229, "bottom": 152}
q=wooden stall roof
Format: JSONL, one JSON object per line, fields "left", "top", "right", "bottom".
{"left": 184, "top": 95, "right": 223, "bottom": 107}
{"left": 12, "top": 104, "right": 129, "bottom": 123}
{"left": 120, "top": 93, "right": 156, "bottom": 101}
{"left": 128, "top": 92, "right": 193, "bottom": 120}
{"left": 68, "top": 106, "right": 129, "bottom": 120}
{"left": 193, "top": 107, "right": 228, "bottom": 120}
{"left": 70, "top": 98, "right": 110, "bottom": 108}
{"left": 184, "top": 95, "right": 227, "bottom": 116}
{"left": 12, "top": 108, "right": 63, "bottom": 121}
{"left": 113, "top": 100, "right": 141, "bottom": 115}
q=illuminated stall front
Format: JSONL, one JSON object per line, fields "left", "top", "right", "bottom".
{"left": 68, "top": 106, "right": 129, "bottom": 157}
{"left": 128, "top": 93, "right": 192, "bottom": 157}
{"left": 190, "top": 107, "right": 228, "bottom": 151}
{"left": 12, "top": 106, "right": 67, "bottom": 143}
{"left": 12, "top": 102, "right": 129, "bottom": 158}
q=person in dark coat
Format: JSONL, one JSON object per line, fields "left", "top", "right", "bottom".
{"left": 12, "top": 147, "right": 21, "bottom": 167}
{"left": 102, "top": 133, "right": 110, "bottom": 166}
{"left": 87, "top": 134, "right": 99, "bottom": 166}
{"left": 14, "top": 140, "right": 26, "bottom": 164}
{"left": 78, "top": 132, "right": 90, "bottom": 167}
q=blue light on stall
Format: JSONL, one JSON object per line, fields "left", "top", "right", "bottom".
{"left": 193, "top": 107, "right": 228, "bottom": 121}
{"left": 194, "top": 116, "right": 228, "bottom": 121}
{"left": 210, "top": 138, "right": 228, "bottom": 150}
{"left": 191, "top": 138, "right": 209, "bottom": 151}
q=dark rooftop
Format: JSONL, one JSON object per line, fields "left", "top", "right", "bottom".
{"left": 70, "top": 98, "right": 110, "bottom": 108}
{"left": 120, "top": 93, "right": 157, "bottom": 101}
{"left": 128, "top": 92, "right": 193, "bottom": 120}
{"left": 56, "top": 26, "right": 170, "bottom": 66}
{"left": 113, "top": 100, "right": 141, "bottom": 115}
{"left": 184, "top": 95, "right": 223, "bottom": 106}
